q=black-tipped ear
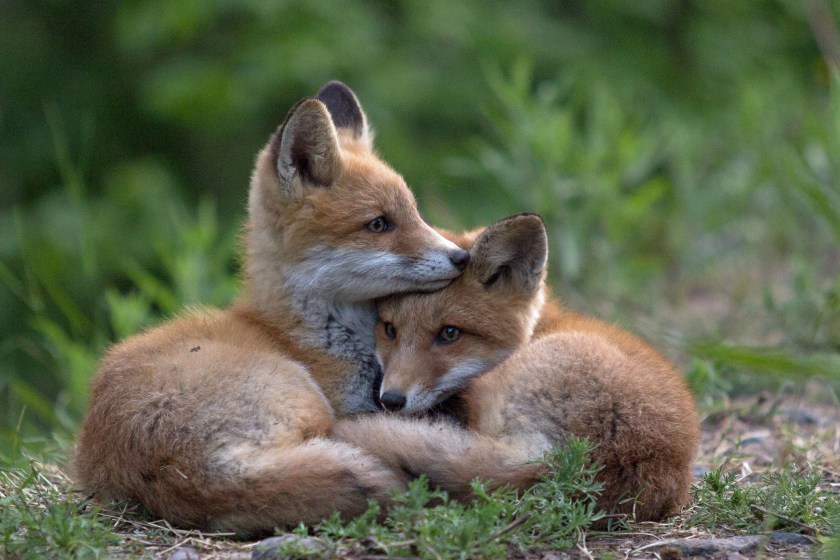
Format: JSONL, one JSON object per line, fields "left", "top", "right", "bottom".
{"left": 469, "top": 213, "right": 547, "bottom": 295}
{"left": 316, "top": 81, "right": 371, "bottom": 147}
{"left": 271, "top": 98, "right": 342, "bottom": 196}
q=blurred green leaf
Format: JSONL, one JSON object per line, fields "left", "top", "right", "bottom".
{"left": 690, "top": 342, "right": 840, "bottom": 380}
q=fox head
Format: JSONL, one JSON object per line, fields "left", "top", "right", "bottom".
{"left": 375, "top": 213, "right": 548, "bottom": 413}
{"left": 246, "top": 81, "right": 469, "bottom": 313}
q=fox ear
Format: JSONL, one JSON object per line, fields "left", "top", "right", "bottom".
{"left": 316, "top": 81, "right": 372, "bottom": 149}
{"left": 469, "top": 213, "right": 547, "bottom": 295}
{"left": 271, "top": 98, "right": 342, "bottom": 196}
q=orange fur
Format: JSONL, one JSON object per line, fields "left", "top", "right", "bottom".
{"left": 336, "top": 214, "right": 699, "bottom": 522}
{"left": 74, "top": 82, "right": 470, "bottom": 537}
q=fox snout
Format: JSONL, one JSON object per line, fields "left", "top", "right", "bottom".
{"left": 380, "top": 390, "right": 407, "bottom": 412}
{"left": 448, "top": 248, "right": 470, "bottom": 271}
{"left": 408, "top": 235, "right": 470, "bottom": 288}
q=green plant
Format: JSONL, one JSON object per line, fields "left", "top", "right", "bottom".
{"left": 0, "top": 153, "right": 239, "bottom": 454}
{"left": 689, "top": 466, "right": 840, "bottom": 535}
{"left": 0, "top": 462, "right": 118, "bottom": 559}
{"left": 821, "top": 513, "right": 840, "bottom": 559}
{"left": 266, "top": 437, "right": 604, "bottom": 559}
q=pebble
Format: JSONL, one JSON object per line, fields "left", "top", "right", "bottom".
{"left": 251, "top": 535, "right": 328, "bottom": 560}
{"left": 646, "top": 532, "right": 816, "bottom": 557}
{"left": 647, "top": 535, "right": 762, "bottom": 556}
{"left": 169, "top": 547, "right": 200, "bottom": 560}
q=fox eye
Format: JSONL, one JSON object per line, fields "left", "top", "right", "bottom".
{"left": 367, "top": 216, "right": 391, "bottom": 233}
{"left": 382, "top": 322, "right": 397, "bottom": 340}
{"left": 436, "top": 325, "right": 461, "bottom": 344}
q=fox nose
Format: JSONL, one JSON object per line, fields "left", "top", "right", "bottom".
{"left": 449, "top": 249, "right": 470, "bottom": 271}
{"left": 380, "top": 390, "right": 406, "bottom": 412}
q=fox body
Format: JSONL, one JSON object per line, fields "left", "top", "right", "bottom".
{"left": 74, "top": 82, "right": 469, "bottom": 536}
{"left": 335, "top": 213, "right": 699, "bottom": 521}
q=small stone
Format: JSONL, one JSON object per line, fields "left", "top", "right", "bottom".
{"left": 252, "top": 535, "right": 327, "bottom": 560}
{"left": 169, "top": 546, "right": 200, "bottom": 560}
{"left": 785, "top": 408, "right": 820, "bottom": 425}
{"left": 769, "top": 531, "right": 817, "bottom": 545}
{"left": 648, "top": 535, "right": 763, "bottom": 557}
{"left": 739, "top": 430, "right": 771, "bottom": 447}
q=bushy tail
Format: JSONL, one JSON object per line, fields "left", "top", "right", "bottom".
{"left": 332, "top": 416, "right": 693, "bottom": 523}
{"left": 77, "top": 437, "right": 407, "bottom": 538}
{"left": 332, "top": 416, "right": 545, "bottom": 500}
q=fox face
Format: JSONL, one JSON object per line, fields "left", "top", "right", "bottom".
{"left": 282, "top": 158, "right": 467, "bottom": 300}
{"left": 247, "top": 82, "right": 469, "bottom": 312}
{"left": 376, "top": 213, "right": 548, "bottom": 413}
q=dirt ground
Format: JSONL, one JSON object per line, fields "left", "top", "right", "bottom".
{"left": 576, "top": 386, "right": 840, "bottom": 559}
{"left": 51, "top": 382, "right": 834, "bottom": 559}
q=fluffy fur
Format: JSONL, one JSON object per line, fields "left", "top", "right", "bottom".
{"left": 74, "top": 82, "right": 469, "bottom": 537}
{"left": 335, "top": 214, "right": 700, "bottom": 522}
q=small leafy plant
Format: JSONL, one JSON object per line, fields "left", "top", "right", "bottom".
{"left": 689, "top": 465, "right": 840, "bottom": 535}
{"left": 0, "top": 462, "right": 117, "bottom": 560}
{"left": 266, "top": 436, "right": 604, "bottom": 559}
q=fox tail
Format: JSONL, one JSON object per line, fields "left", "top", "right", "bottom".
{"left": 331, "top": 415, "right": 545, "bottom": 501}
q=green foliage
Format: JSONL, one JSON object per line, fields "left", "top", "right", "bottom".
{"left": 448, "top": 61, "right": 673, "bottom": 288}
{"left": 822, "top": 514, "right": 840, "bottom": 560}
{"left": 2, "top": 0, "right": 840, "bottom": 459}
{"left": 451, "top": 56, "right": 839, "bottom": 306}
{"left": 0, "top": 463, "right": 117, "bottom": 559}
{"left": 689, "top": 466, "right": 840, "bottom": 535}
{"left": 268, "top": 437, "right": 603, "bottom": 559}
{"left": 0, "top": 162, "right": 239, "bottom": 451}
{"left": 689, "top": 342, "right": 840, "bottom": 381}
{"left": 684, "top": 358, "right": 734, "bottom": 406}
{"left": 515, "top": 440, "right": 606, "bottom": 545}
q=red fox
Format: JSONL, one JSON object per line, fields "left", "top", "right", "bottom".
{"left": 334, "top": 213, "right": 699, "bottom": 521}
{"left": 73, "top": 82, "right": 470, "bottom": 536}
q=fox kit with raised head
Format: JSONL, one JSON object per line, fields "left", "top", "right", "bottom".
{"left": 335, "top": 213, "right": 699, "bottom": 521}
{"left": 74, "top": 82, "right": 469, "bottom": 536}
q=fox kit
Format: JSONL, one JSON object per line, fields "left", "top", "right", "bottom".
{"left": 74, "top": 82, "right": 470, "bottom": 536}
{"left": 335, "top": 213, "right": 699, "bottom": 521}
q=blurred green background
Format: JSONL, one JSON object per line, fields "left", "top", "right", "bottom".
{"left": 2, "top": 0, "right": 839, "bottom": 455}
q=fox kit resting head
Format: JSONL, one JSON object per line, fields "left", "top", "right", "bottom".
{"left": 74, "top": 83, "right": 473, "bottom": 537}
{"left": 375, "top": 213, "right": 548, "bottom": 413}
{"left": 352, "top": 212, "right": 698, "bottom": 521}
{"left": 246, "top": 81, "right": 469, "bottom": 413}
{"left": 248, "top": 81, "right": 468, "bottom": 311}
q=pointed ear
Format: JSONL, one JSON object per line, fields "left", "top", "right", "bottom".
{"left": 469, "top": 213, "right": 547, "bottom": 295}
{"left": 270, "top": 98, "right": 342, "bottom": 196}
{"left": 316, "top": 81, "right": 372, "bottom": 149}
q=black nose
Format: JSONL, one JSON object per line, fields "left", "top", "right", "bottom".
{"left": 380, "top": 390, "right": 406, "bottom": 412}
{"left": 449, "top": 249, "right": 470, "bottom": 270}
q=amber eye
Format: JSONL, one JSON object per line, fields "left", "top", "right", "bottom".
{"left": 437, "top": 325, "right": 461, "bottom": 344}
{"left": 367, "top": 216, "right": 390, "bottom": 233}
{"left": 382, "top": 322, "right": 397, "bottom": 340}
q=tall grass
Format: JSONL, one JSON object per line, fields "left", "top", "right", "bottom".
{"left": 0, "top": 155, "right": 239, "bottom": 454}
